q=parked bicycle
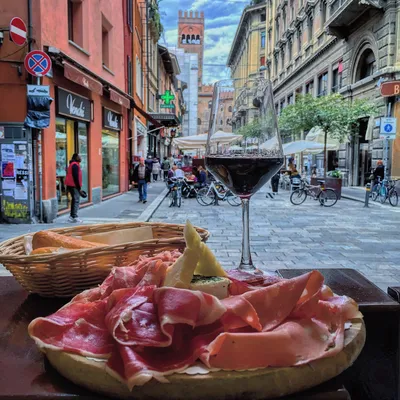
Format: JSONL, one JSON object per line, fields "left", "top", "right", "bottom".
{"left": 196, "top": 181, "right": 241, "bottom": 206}
{"left": 371, "top": 177, "right": 382, "bottom": 202}
{"left": 379, "top": 179, "right": 398, "bottom": 206}
{"left": 167, "top": 177, "right": 183, "bottom": 207}
{"left": 290, "top": 179, "right": 338, "bottom": 207}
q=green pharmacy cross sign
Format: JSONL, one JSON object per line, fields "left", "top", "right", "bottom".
{"left": 160, "top": 90, "right": 175, "bottom": 109}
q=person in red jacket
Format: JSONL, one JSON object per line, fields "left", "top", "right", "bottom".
{"left": 65, "top": 153, "right": 85, "bottom": 223}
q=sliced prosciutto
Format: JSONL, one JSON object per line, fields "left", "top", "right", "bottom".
{"left": 28, "top": 259, "right": 361, "bottom": 392}
{"left": 28, "top": 299, "right": 113, "bottom": 357}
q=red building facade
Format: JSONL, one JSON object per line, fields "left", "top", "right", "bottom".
{"left": 0, "top": 0, "right": 131, "bottom": 222}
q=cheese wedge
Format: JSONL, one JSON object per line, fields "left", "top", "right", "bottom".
{"left": 163, "top": 220, "right": 227, "bottom": 289}
{"left": 194, "top": 243, "right": 227, "bottom": 277}
{"left": 190, "top": 276, "right": 230, "bottom": 299}
{"left": 163, "top": 247, "right": 200, "bottom": 288}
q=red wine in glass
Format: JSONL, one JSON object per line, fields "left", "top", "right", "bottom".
{"left": 205, "top": 156, "right": 284, "bottom": 198}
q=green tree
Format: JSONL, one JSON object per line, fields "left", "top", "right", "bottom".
{"left": 279, "top": 93, "right": 376, "bottom": 177}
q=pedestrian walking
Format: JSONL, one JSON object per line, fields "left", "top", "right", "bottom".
{"left": 161, "top": 156, "right": 171, "bottom": 181}
{"left": 271, "top": 171, "right": 280, "bottom": 195}
{"left": 132, "top": 157, "right": 151, "bottom": 203}
{"left": 145, "top": 155, "right": 154, "bottom": 182}
{"left": 65, "top": 153, "right": 86, "bottom": 223}
{"left": 152, "top": 158, "right": 161, "bottom": 182}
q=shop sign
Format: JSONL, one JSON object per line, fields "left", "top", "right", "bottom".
{"left": 57, "top": 88, "right": 91, "bottom": 121}
{"left": 160, "top": 90, "right": 175, "bottom": 109}
{"left": 103, "top": 108, "right": 121, "bottom": 131}
{"left": 380, "top": 81, "right": 400, "bottom": 97}
{"left": 135, "top": 117, "right": 147, "bottom": 137}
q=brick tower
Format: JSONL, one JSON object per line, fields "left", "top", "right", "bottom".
{"left": 178, "top": 10, "right": 204, "bottom": 85}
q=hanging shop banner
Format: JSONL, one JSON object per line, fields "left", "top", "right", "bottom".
{"left": 57, "top": 88, "right": 91, "bottom": 122}
{"left": 103, "top": 108, "right": 121, "bottom": 131}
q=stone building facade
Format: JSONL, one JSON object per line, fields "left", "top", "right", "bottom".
{"left": 227, "top": 0, "right": 400, "bottom": 185}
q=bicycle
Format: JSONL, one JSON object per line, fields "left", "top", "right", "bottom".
{"left": 290, "top": 179, "right": 338, "bottom": 207}
{"left": 371, "top": 177, "right": 382, "bottom": 202}
{"left": 196, "top": 181, "right": 241, "bottom": 206}
{"left": 379, "top": 179, "right": 398, "bottom": 206}
{"left": 167, "top": 178, "right": 183, "bottom": 207}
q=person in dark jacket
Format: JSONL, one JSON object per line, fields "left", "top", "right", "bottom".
{"left": 65, "top": 153, "right": 84, "bottom": 223}
{"left": 373, "top": 160, "right": 385, "bottom": 182}
{"left": 132, "top": 157, "right": 151, "bottom": 203}
{"left": 195, "top": 166, "right": 207, "bottom": 188}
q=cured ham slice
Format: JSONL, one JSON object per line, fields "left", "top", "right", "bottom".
{"left": 28, "top": 262, "right": 362, "bottom": 392}
{"left": 105, "top": 286, "right": 171, "bottom": 347}
{"left": 100, "top": 251, "right": 181, "bottom": 298}
{"left": 28, "top": 300, "right": 113, "bottom": 358}
{"left": 201, "top": 318, "right": 345, "bottom": 370}
{"left": 227, "top": 269, "right": 282, "bottom": 295}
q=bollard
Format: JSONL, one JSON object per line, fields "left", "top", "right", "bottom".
{"left": 364, "top": 183, "right": 371, "bottom": 207}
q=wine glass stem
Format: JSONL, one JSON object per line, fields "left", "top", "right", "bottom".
{"left": 239, "top": 198, "right": 254, "bottom": 270}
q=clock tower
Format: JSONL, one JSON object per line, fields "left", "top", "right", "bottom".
{"left": 178, "top": 10, "right": 205, "bottom": 85}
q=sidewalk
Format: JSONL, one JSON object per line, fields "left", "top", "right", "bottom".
{"left": 341, "top": 186, "right": 400, "bottom": 211}
{"left": 0, "top": 181, "right": 168, "bottom": 245}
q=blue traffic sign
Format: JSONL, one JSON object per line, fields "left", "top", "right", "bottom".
{"left": 24, "top": 50, "right": 52, "bottom": 77}
{"left": 384, "top": 124, "right": 393, "bottom": 133}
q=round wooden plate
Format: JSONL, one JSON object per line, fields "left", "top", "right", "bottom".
{"left": 45, "top": 319, "right": 365, "bottom": 400}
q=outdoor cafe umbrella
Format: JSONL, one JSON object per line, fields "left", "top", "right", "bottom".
{"left": 283, "top": 140, "right": 336, "bottom": 155}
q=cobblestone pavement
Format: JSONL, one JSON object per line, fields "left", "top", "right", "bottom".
{"left": 151, "top": 187, "right": 400, "bottom": 292}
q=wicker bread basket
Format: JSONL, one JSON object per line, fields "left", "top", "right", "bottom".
{"left": 0, "top": 222, "right": 209, "bottom": 298}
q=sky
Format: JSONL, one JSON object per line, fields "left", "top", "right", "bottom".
{"left": 160, "top": 0, "right": 249, "bottom": 84}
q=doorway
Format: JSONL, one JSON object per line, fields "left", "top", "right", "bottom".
{"left": 56, "top": 117, "right": 89, "bottom": 210}
{"left": 356, "top": 118, "right": 371, "bottom": 186}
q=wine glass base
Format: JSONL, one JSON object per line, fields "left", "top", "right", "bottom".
{"left": 238, "top": 263, "right": 264, "bottom": 275}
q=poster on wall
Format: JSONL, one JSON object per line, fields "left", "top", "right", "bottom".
{"left": 1, "top": 144, "right": 15, "bottom": 161}
{"left": 0, "top": 127, "right": 4, "bottom": 139}
{"left": 2, "top": 161, "right": 15, "bottom": 178}
{"left": 2, "top": 179, "right": 16, "bottom": 189}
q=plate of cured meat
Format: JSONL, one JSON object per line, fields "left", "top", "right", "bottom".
{"left": 28, "top": 221, "right": 365, "bottom": 400}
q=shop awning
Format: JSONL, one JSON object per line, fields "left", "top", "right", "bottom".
{"left": 149, "top": 113, "right": 180, "bottom": 127}
{"left": 110, "top": 88, "right": 130, "bottom": 109}
{"left": 63, "top": 62, "right": 103, "bottom": 95}
{"left": 283, "top": 140, "right": 337, "bottom": 155}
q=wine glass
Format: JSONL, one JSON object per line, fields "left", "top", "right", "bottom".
{"left": 205, "top": 78, "right": 284, "bottom": 272}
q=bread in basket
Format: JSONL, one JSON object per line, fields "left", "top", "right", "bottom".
{"left": 0, "top": 222, "right": 209, "bottom": 297}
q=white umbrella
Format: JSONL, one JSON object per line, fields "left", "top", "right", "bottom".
{"left": 283, "top": 140, "right": 336, "bottom": 155}
{"left": 211, "top": 130, "right": 243, "bottom": 144}
{"left": 306, "top": 127, "right": 342, "bottom": 149}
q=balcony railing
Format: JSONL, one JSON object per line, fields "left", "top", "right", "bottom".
{"left": 326, "top": 0, "right": 382, "bottom": 38}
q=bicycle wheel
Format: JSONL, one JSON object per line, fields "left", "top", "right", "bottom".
{"left": 319, "top": 189, "right": 338, "bottom": 207}
{"left": 196, "top": 187, "right": 215, "bottom": 206}
{"left": 227, "top": 192, "right": 241, "bottom": 206}
{"left": 177, "top": 191, "right": 182, "bottom": 208}
{"left": 169, "top": 191, "right": 175, "bottom": 207}
{"left": 290, "top": 189, "right": 307, "bottom": 205}
{"left": 389, "top": 189, "right": 398, "bottom": 207}
{"left": 379, "top": 186, "right": 387, "bottom": 204}
{"left": 371, "top": 184, "right": 379, "bottom": 201}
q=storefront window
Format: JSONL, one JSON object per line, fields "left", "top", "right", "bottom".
{"left": 56, "top": 118, "right": 89, "bottom": 211}
{"left": 56, "top": 118, "right": 68, "bottom": 210}
{"left": 78, "top": 122, "right": 89, "bottom": 197}
{"left": 102, "top": 129, "right": 119, "bottom": 197}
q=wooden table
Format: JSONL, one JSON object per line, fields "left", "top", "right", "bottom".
{"left": 277, "top": 269, "right": 400, "bottom": 400}
{"left": 0, "top": 272, "right": 397, "bottom": 400}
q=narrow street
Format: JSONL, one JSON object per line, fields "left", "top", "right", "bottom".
{"left": 151, "top": 187, "right": 400, "bottom": 292}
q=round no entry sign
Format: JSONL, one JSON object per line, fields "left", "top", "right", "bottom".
{"left": 9, "top": 17, "right": 27, "bottom": 46}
